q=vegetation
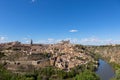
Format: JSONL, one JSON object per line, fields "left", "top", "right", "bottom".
{"left": 110, "top": 62, "right": 120, "bottom": 80}
{"left": 0, "top": 62, "right": 100, "bottom": 80}
{"left": 75, "top": 70, "right": 100, "bottom": 80}
{"left": 111, "top": 69, "right": 120, "bottom": 80}
{"left": 0, "top": 52, "right": 5, "bottom": 59}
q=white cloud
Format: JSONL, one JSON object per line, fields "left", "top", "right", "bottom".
{"left": 48, "top": 38, "right": 54, "bottom": 41}
{"left": 47, "top": 38, "right": 55, "bottom": 43}
{"left": 22, "top": 36, "right": 120, "bottom": 45}
{"left": 103, "top": 39, "right": 120, "bottom": 45}
{"left": 23, "top": 38, "right": 31, "bottom": 43}
{"left": 78, "top": 37, "right": 120, "bottom": 45}
{"left": 0, "top": 36, "right": 8, "bottom": 43}
{"left": 23, "top": 35, "right": 32, "bottom": 43}
{"left": 29, "top": 38, "right": 55, "bottom": 44}
{"left": 80, "top": 37, "right": 100, "bottom": 43}
{"left": 31, "top": 0, "right": 36, "bottom": 3}
{"left": 69, "top": 29, "right": 78, "bottom": 33}
{"left": 79, "top": 37, "right": 102, "bottom": 45}
{"left": 0, "top": 37, "right": 5, "bottom": 41}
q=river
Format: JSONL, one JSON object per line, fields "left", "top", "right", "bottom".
{"left": 96, "top": 59, "right": 115, "bottom": 80}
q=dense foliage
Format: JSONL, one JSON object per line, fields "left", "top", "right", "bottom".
{"left": 0, "top": 63, "right": 100, "bottom": 80}
{"left": 75, "top": 70, "right": 100, "bottom": 80}
{"left": 110, "top": 63, "right": 120, "bottom": 80}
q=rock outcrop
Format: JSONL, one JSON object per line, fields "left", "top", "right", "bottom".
{"left": 89, "top": 45, "right": 120, "bottom": 64}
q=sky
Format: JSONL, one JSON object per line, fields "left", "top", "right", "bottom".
{"left": 0, "top": 0, "right": 120, "bottom": 45}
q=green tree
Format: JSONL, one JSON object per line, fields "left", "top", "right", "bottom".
{"left": 111, "top": 69, "right": 120, "bottom": 80}
{"left": 75, "top": 70, "right": 100, "bottom": 80}
{"left": 37, "top": 74, "right": 42, "bottom": 80}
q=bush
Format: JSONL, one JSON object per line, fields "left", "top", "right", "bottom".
{"left": 75, "top": 70, "right": 100, "bottom": 80}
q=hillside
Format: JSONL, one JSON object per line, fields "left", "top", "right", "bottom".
{"left": 0, "top": 41, "right": 98, "bottom": 73}
{"left": 88, "top": 45, "right": 120, "bottom": 64}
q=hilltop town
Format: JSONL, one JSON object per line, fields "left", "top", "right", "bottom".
{"left": 1, "top": 40, "right": 120, "bottom": 80}
{"left": 0, "top": 40, "right": 98, "bottom": 73}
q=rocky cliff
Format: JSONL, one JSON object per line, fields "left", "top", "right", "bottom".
{"left": 89, "top": 45, "right": 120, "bottom": 64}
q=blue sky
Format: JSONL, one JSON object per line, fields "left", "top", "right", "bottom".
{"left": 0, "top": 0, "right": 120, "bottom": 45}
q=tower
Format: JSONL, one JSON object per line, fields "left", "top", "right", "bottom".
{"left": 30, "top": 39, "right": 33, "bottom": 46}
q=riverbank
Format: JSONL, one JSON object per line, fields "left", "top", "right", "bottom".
{"left": 96, "top": 57, "right": 120, "bottom": 80}
{"left": 109, "top": 62, "right": 120, "bottom": 80}
{"left": 0, "top": 62, "right": 100, "bottom": 80}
